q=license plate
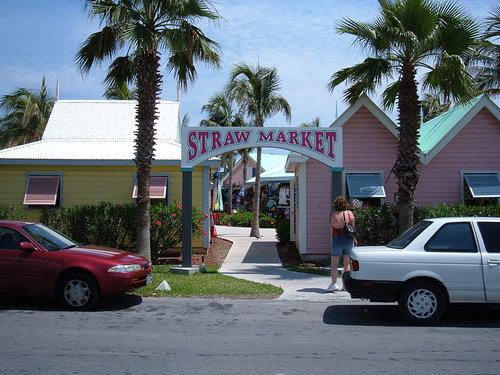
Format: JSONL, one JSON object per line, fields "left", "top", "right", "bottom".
{"left": 146, "top": 273, "right": 153, "bottom": 285}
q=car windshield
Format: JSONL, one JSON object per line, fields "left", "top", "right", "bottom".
{"left": 387, "top": 221, "right": 432, "bottom": 249}
{"left": 21, "top": 224, "right": 78, "bottom": 251}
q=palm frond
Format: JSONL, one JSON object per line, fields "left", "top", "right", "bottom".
{"left": 381, "top": 80, "right": 400, "bottom": 109}
{"left": 75, "top": 26, "right": 121, "bottom": 73}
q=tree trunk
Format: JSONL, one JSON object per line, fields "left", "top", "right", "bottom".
{"left": 242, "top": 154, "right": 248, "bottom": 184}
{"left": 134, "top": 49, "right": 162, "bottom": 261}
{"left": 250, "top": 147, "right": 262, "bottom": 238}
{"left": 394, "top": 63, "right": 420, "bottom": 234}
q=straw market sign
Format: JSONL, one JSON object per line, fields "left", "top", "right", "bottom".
{"left": 181, "top": 127, "right": 343, "bottom": 168}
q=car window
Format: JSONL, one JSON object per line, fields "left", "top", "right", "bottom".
{"left": 477, "top": 222, "right": 500, "bottom": 253}
{"left": 21, "top": 223, "right": 77, "bottom": 251}
{"left": 425, "top": 222, "right": 477, "bottom": 253}
{"left": 387, "top": 221, "right": 432, "bottom": 249}
{"left": 0, "top": 226, "right": 30, "bottom": 251}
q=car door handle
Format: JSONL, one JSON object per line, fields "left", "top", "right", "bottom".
{"left": 487, "top": 260, "right": 500, "bottom": 265}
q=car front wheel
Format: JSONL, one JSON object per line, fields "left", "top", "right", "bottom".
{"left": 59, "top": 273, "right": 99, "bottom": 311}
{"left": 398, "top": 280, "right": 447, "bottom": 325}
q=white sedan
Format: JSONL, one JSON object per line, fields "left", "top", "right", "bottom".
{"left": 343, "top": 217, "right": 500, "bottom": 325}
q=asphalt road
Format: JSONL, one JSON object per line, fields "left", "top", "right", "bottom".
{"left": 1, "top": 295, "right": 499, "bottom": 375}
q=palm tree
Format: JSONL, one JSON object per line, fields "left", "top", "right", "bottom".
{"left": 0, "top": 77, "right": 54, "bottom": 149}
{"left": 300, "top": 117, "right": 320, "bottom": 127}
{"left": 421, "top": 93, "right": 450, "bottom": 122}
{"left": 76, "top": 0, "right": 221, "bottom": 261}
{"left": 328, "top": 0, "right": 479, "bottom": 233}
{"left": 201, "top": 91, "right": 244, "bottom": 213}
{"left": 104, "top": 82, "right": 137, "bottom": 100}
{"left": 470, "top": 6, "right": 500, "bottom": 96}
{"left": 228, "top": 63, "right": 291, "bottom": 238}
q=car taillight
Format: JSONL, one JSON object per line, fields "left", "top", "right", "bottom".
{"left": 351, "top": 259, "right": 359, "bottom": 271}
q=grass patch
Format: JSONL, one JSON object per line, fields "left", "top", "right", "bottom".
{"left": 284, "top": 265, "right": 331, "bottom": 276}
{"left": 135, "top": 265, "right": 283, "bottom": 298}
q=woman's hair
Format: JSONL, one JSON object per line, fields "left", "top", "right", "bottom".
{"left": 334, "top": 196, "right": 349, "bottom": 211}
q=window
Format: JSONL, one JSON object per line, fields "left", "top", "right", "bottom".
{"left": 23, "top": 175, "right": 61, "bottom": 207}
{"left": 346, "top": 173, "right": 385, "bottom": 208}
{"left": 249, "top": 167, "right": 257, "bottom": 178}
{"left": 463, "top": 173, "right": 500, "bottom": 206}
{"left": 425, "top": 222, "right": 477, "bottom": 253}
{"left": 0, "top": 227, "right": 29, "bottom": 251}
{"left": 478, "top": 222, "right": 500, "bottom": 253}
{"left": 388, "top": 221, "right": 431, "bottom": 249}
{"left": 132, "top": 176, "right": 168, "bottom": 200}
{"left": 21, "top": 223, "right": 77, "bottom": 251}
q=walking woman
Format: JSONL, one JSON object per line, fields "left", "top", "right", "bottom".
{"left": 326, "top": 196, "right": 357, "bottom": 292}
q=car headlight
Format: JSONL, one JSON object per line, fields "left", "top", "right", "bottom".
{"left": 108, "top": 264, "right": 142, "bottom": 273}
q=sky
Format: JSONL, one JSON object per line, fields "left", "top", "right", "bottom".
{"left": 0, "top": 0, "right": 496, "bottom": 129}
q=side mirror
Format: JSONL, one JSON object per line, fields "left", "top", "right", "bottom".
{"left": 18, "top": 242, "right": 37, "bottom": 252}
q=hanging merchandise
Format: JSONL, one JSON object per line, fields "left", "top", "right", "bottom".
{"left": 216, "top": 182, "right": 223, "bottom": 211}
{"left": 268, "top": 184, "right": 275, "bottom": 197}
{"left": 212, "top": 172, "right": 223, "bottom": 211}
{"left": 210, "top": 182, "right": 217, "bottom": 211}
{"left": 237, "top": 189, "right": 244, "bottom": 203}
{"left": 278, "top": 185, "right": 290, "bottom": 205}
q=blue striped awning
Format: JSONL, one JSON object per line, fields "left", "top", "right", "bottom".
{"left": 464, "top": 173, "right": 500, "bottom": 198}
{"left": 346, "top": 173, "right": 386, "bottom": 198}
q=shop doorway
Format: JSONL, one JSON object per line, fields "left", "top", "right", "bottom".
{"left": 180, "top": 126, "right": 343, "bottom": 267}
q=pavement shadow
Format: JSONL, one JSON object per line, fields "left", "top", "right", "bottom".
{"left": 0, "top": 294, "right": 143, "bottom": 312}
{"left": 323, "top": 304, "right": 403, "bottom": 326}
{"left": 297, "top": 287, "right": 330, "bottom": 294}
{"left": 323, "top": 303, "right": 500, "bottom": 328}
{"left": 242, "top": 242, "right": 280, "bottom": 263}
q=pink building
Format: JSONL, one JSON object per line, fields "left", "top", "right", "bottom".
{"left": 287, "top": 94, "right": 500, "bottom": 259}
{"left": 222, "top": 152, "right": 290, "bottom": 187}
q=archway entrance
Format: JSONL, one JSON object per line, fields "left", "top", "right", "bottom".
{"left": 180, "top": 126, "right": 343, "bottom": 267}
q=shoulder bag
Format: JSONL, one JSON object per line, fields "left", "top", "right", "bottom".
{"left": 343, "top": 211, "right": 358, "bottom": 239}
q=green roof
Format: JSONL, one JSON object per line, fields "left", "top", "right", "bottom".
{"left": 418, "top": 95, "right": 484, "bottom": 154}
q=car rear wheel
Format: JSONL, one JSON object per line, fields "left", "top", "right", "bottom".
{"left": 59, "top": 273, "right": 99, "bottom": 311}
{"left": 398, "top": 280, "right": 447, "bottom": 325}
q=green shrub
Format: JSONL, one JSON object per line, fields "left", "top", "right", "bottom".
{"left": 40, "top": 201, "right": 204, "bottom": 263}
{"left": 40, "top": 202, "right": 136, "bottom": 249}
{"left": 414, "top": 202, "right": 500, "bottom": 221}
{"left": 216, "top": 212, "right": 276, "bottom": 228}
{"left": 259, "top": 215, "right": 276, "bottom": 228}
{"left": 216, "top": 212, "right": 252, "bottom": 226}
{"left": 0, "top": 203, "right": 27, "bottom": 221}
{"left": 149, "top": 202, "right": 203, "bottom": 263}
{"left": 354, "top": 204, "right": 398, "bottom": 246}
{"left": 275, "top": 218, "right": 291, "bottom": 244}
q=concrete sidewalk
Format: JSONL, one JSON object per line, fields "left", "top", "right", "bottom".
{"left": 217, "top": 226, "right": 351, "bottom": 302}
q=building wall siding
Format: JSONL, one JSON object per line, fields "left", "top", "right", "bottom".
{"left": 224, "top": 159, "right": 257, "bottom": 187}
{"left": 0, "top": 164, "right": 205, "bottom": 246}
{"left": 303, "top": 106, "right": 399, "bottom": 255}
{"left": 416, "top": 108, "right": 500, "bottom": 205}
{"left": 301, "top": 106, "right": 499, "bottom": 255}
{"left": 343, "top": 106, "right": 399, "bottom": 204}
{"left": 305, "top": 160, "right": 331, "bottom": 255}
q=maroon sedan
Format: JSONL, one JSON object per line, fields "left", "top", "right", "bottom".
{"left": 0, "top": 220, "right": 152, "bottom": 310}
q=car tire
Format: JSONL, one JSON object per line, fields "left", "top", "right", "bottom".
{"left": 58, "top": 273, "right": 99, "bottom": 311}
{"left": 398, "top": 280, "right": 447, "bottom": 326}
